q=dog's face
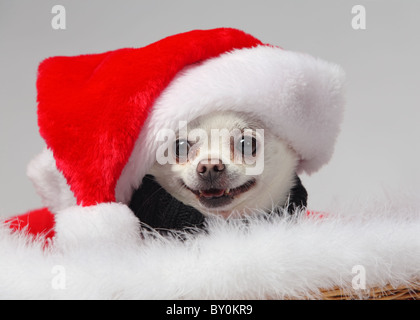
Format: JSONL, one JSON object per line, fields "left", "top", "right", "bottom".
{"left": 149, "top": 111, "right": 299, "bottom": 217}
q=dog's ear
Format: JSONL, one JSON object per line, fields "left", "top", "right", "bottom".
{"left": 287, "top": 174, "right": 308, "bottom": 213}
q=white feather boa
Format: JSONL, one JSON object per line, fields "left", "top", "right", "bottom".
{"left": 1, "top": 193, "right": 419, "bottom": 300}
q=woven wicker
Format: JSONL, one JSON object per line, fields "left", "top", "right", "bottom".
{"left": 319, "top": 283, "right": 420, "bottom": 300}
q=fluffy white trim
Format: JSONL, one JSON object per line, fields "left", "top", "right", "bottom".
{"left": 53, "top": 203, "right": 141, "bottom": 249}
{"left": 116, "top": 46, "right": 345, "bottom": 203}
{"left": 26, "top": 148, "right": 76, "bottom": 213}
{"left": 1, "top": 194, "right": 419, "bottom": 299}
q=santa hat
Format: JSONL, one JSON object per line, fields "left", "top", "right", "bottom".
{"left": 29, "top": 27, "right": 345, "bottom": 211}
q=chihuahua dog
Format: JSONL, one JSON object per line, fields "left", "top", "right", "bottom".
{"left": 129, "top": 111, "right": 307, "bottom": 232}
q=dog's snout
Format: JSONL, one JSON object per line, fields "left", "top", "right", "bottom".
{"left": 196, "top": 159, "right": 225, "bottom": 180}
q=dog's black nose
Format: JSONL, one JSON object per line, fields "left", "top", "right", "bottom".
{"left": 196, "top": 159, "right": 225, "bottom": 180}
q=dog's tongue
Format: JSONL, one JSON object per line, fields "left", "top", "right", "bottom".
{"left": 201, "top": 189, "right": 225, "bottom": 198}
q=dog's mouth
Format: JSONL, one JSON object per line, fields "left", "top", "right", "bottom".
{"left": 183, "top": 179, "right": 256, "bottom": 208}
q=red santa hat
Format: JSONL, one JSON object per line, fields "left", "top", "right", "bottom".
{"left": 29, "top": 27, "right": 345, "bottom": 210}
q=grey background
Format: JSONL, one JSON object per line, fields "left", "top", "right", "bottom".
{"left": 1, "top": 0, "right": 419, "bottom": 217}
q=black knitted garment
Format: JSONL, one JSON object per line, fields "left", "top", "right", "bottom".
{"left": 129, "top": 175, "right": 307, "bottom": 234}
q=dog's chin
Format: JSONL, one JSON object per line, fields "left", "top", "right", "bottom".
{"left": 180, "top": 178, "right": 257, "bottom": 214}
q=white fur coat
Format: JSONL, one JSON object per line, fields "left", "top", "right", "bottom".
{"left": 1, "top": 192, "right": 419, "bottom": 300}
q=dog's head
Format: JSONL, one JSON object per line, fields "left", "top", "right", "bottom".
{"left": 149, "top": 111, "right": 300, "bottom": 217}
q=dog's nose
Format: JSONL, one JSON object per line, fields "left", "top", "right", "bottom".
{"left": 196, "top": 159, "right": 225, "bottom": 180}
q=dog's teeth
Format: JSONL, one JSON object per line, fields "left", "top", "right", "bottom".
{"left": 225, "top": 189, "right": 230, "bottom": 195}
{"left": 199, "top": 190, "right": 203, "bottom": 195}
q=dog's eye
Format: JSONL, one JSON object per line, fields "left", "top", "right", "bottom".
{"left": 236, "top": 136, "right": 257, "bottom": 157}
{"left": 174, "top": 139, "right": 190, "bottom": 161}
